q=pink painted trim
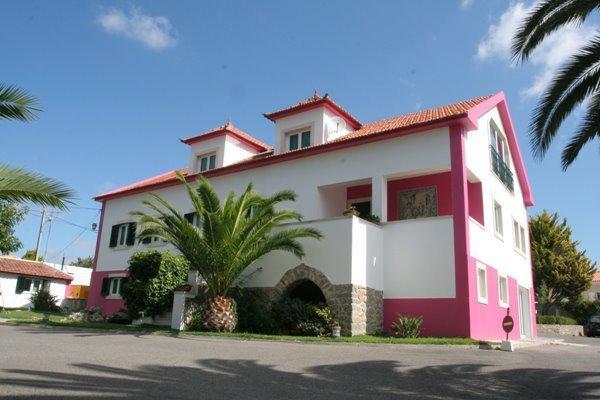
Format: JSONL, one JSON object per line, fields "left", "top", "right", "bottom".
{"left": 386, "top": 172, "right": 452, "bottom": 221}
{"left": 264, "top": 99, "right": 362, "bottom": 129}
{"left": 383, "top": 299, "right": 470, "bottom": 337}
{"left": 92, "top": 201, "right": 106, "bottom": 272}
{"left": 95, "top": 119, "right": 461, "bottom": 202}
{"left": 346, "top": 184, "right": 372, "bottom": 200}
{"left": 181, "top": 130, "right": 269, "bottom": 152}
{"left": 467, "top": 181, "right": 484, "bottom": 225}
{"left": 466, "top": 92, "right": 534, "bottom": 207}
{"left": 87, "top": 269, "right": 127, "bottom": 316}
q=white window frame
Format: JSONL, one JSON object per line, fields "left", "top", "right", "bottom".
{"left": 107, "top": 276, "right": 124, "bottom": 299}
{"left": 493, "top": 199, "right": 504, "bottom": 240}
{"left": 513, "top": 219, "right": 527, "bottom": 255}
{"left": 498, "top": 274, "right": 509, "bottom": 308}
{"left": 196, "top": 152, "right": 217, "bottom": 173}
{"left": 286, "top": 127, "right": 312, "bottom": 151}
{"left": 117, "top": 224, "right": 129, "bottom": 247}
{"left": 147, "top": 236, "right": 166, "bottom": 247}
{"left": 476, "top": 262, "right": 488, "bottom": 304}
{"left": 489, "top": 120, "right": 510, "bottom": 166}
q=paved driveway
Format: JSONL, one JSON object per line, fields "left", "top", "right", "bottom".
{"left": 1, "top": 324, "right": 599, "bottom": 399}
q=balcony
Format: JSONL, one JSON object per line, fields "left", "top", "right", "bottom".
{"left": 490, "top": 146, "right": 514, "bottom": 192}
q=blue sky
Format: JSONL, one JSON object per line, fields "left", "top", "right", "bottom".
{"left": 2, "top": 1, "right": 598, "bottom": 265}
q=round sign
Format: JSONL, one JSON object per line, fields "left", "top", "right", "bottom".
{"left": 502, "top": 315, "right": 514, "bottom": 333}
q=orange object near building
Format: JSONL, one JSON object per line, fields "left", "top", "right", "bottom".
{"left": 69, "top": 285, "right": 89, "bottom": 300}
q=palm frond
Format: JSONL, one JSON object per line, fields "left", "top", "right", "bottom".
{"left": 530, "top": 35, "right": 600, "bottom": 158}
{"left": 561, "top": 91, "right": 600, "bottom": 169}
{"left": 512, "top": 0, "right": 600, "bottom": 62}
{"left": 0, "top": 164, "right": 76, "bottom": 210}
{"left": 0, "top": 84, "right": 40, "bottom": 122}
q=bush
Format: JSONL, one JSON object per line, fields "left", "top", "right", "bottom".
{"left": 563, "top": 299, "right": 600, "bottom": 324}
{"left": 536, "top": 315, "right": 578, "bottom": 325}
{"left": 121, "top": 250, "right": 189, "bottom": 319}
{"left": 391, "top": 314, "right": 422, "bottom": 338}
{"left": 271, "top": 297, "right": 333, "bottom": 336}
{"left": 230, "top": 288, "right": 275, "bottom": 334}
{"left": 30, "top": 290, "right": 61, "bottom": 313}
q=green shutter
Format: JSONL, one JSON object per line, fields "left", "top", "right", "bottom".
{"left": 141, "top": 236, "right": 151, "bottom": 244}
{"left": 109, "top": 225, "right": 119, "bottom": 248}
{"left": 126, "top": 222, "right": 136, "bottom": 246}
{"left": 289, "top": 134, "right": 299, "bottom": 151}
{"left": 209, "top": 155, "right": 216, "bottom": 170}
{"left": 301, "top": 131, "right": 311, "bottom": 148}
{"left": 200, "top": 157, "right": 208, "bottom": 172}
{"left": 15, "top": 276, "right": 31, "bottom": 294}
{"left": 100, "top": 277, "right": 110, "bottom": 296}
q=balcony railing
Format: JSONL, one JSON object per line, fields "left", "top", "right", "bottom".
{"left": 490, "top": 146, "right": 514, "bottom": 192}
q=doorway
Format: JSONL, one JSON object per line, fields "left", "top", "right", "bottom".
{"left": 518, "top": 286, "right": 532, "bottom": 339}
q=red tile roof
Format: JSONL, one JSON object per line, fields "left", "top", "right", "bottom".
{"left": 264, "top": 92, "right": 362, "bottom": 128}
{"left": 0, "top": 257, "right": 73, "bottom": 281}
{"left": 593, "top": 272, "right": 600, "bottom": 282}
{"left": 95, "top": 94, "right": 492, "bottom": 200}
{"left": 180, "top": 122, "right": 271, "bottom": 151}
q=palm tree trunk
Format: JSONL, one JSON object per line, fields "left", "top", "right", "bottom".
{"left": 203, "top": 296, "right": 237, "bottom": 332}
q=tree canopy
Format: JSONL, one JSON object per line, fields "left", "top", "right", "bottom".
{"left": 0, "top": 201, "right": 26, "bottom": 254}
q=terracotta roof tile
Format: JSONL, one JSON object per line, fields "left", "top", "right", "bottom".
{"left": 0, "top": 257, "right": 73, "bottom": 281}
{"left": 180, "top": 122, "right": 271, "bottom": 151}
{"left": 95, "top": 94, "right": 492, "bottom": 200}
{"left": 593, "top": 272, "right": 600, "bottom": 282}
{"left": 264, "top": 92, "right": 362, "bottom": 128}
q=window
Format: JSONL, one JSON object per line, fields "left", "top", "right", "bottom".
{"left": 513, "top": 219, "right": 527, "bottom": 254}
{"left": 489, "top": 121, "right": 514, "bottom": 192}
{"left": 15, "top": 277, "right": 48, "bottom": 294}
{"left": 493, "top": 200, "right": 503, "bottom": 238}
{"left": 477, "top": 263, "right": 488, "bottom": 303}
{"left": 15, "top": 276, "right": 32, "bottom": 294}
{"left": 196, "top": 153, "right": 216, "bottom": 172}
{"left": 349, "top": 200, "right": 371, "bottom": 217}
{"left": 246, "top": 204, "right": 259, "bottom": 219}
{"left": 288, "top": 130, "right": 311, "bottom": 151}
{"left": 101, "top": 276, "right": 124, "bottom": 297}
{"left": 498, "top": 275, "right": 509, "bottom": 307}
{"left": 109, "top": 223, "right": 136, "bottom": 248}
{"left": 184, "top": 212, "right": 202, "bottom": 228}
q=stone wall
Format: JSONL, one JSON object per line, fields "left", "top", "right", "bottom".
{"left": 537, "top": 324, "right": 584, "bottom": 337}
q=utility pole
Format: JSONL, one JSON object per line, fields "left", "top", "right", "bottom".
{"left": 43, "top": 212, "right": 53, "bottom": 261}
{"left": 34, "top": 208, "right": 46, "bottom": 261}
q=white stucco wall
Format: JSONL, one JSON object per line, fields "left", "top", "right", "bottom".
{"left": 46, "top": 263, "right": 92, "bottom": 286}
{"left": 465, "top": 106, "right": 533, "bottom": 288}
{"left": 0, "top": 273, "right": 67, "bottom": 309}
{"left": 96, "top": 128, "right": 451, "bottom": 272}
{"left": 382, "top": 216, "right": 456, "bottom": 298}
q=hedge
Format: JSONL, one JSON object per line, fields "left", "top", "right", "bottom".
{"left": 536, "top": 315, "right": 578, "bottom": 325}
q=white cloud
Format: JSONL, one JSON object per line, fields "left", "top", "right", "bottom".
{"left": 98, "top": 7, "right": 177, "bottom": 51}
{"left": 461, "top": 0, "right": 474, "bottom": 9}
{"left": 475, "top": 2, "right": 596, "bottom": 98}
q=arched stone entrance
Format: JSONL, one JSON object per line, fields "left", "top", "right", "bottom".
{"left": 272, "top": 264, "right": 335, "bottom": 305}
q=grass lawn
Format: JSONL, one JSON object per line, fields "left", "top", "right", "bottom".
{"left": 0, "top": 309, "right": 482, "bottom": 346}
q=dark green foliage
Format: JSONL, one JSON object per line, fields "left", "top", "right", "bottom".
{"left": 530, "top": 211, "right": 596, "bottom": 313}
{"left": 361, "top": 213, "right": 381, "bottom": 224}
{"left": 22, "top": 249, "right": 39, "bottom": 261}
{"left": 536, "top": 315, "right": 578, "bottom": 325}
{"left": 391, "top": 314, "right": 423, "bottom": 338}
{"left": 563, "top": 298, "right": 600, "bottom": 325}
{"left": 70, "top": 256, "right": 93, "bottom": 268}
{"left": 30, "top": 290, "right": 61, "bottom": 313}
{"left": 0, "top": 201, "right": 25, "bottom": 255}
{"left": 271, "top": 297, "right": 332, "bottom": 336}
{"left": 512, "top": 1, "right": 600, "bottom": 169}
{"left": 230, "top": 288, "right": 275, "bottom": 334}
{"left": 121, "top": 250, "right": 189, "bottom": 318}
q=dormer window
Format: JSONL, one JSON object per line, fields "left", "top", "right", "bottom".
{"left": 288, "top": 130, "right": 311, "bottom": 151}
{"left": 196, "top": 153, "right": 216, "bottom": 172}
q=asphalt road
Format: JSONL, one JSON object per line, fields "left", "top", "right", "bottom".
{"left": 1, "top": 324, "right": 599, "bottom": 400}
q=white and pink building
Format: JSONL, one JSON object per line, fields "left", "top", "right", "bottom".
{"left": 88, "top": 92, "right": 537, "bottom": 340}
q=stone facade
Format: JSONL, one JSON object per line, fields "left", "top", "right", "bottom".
{"left": 537, "top": 324, "right": 584, "bottom": 337}
{"left": 262, "top": 263, "right": 383, "bottom": 336}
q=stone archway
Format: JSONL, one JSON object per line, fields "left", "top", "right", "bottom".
{"left": 272, "top": 264, "right": 335, "bottom": 306}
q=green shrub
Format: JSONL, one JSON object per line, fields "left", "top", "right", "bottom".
{"left": 391, "top": 314, "right": 422, "bottom": 338}
{"left": 271, "top": 297, "right": 332, "bottom": 336}
{"left": 30, "top": 290, "right": 61, "bottom": 313}
{"left": 230, "top": 288, "right": 275, "bottom": 334}
{"left": 563, "top": 299, "right": 600, "bottom": 324}
{"left": 121, "top": 250, "right": 189, "bottom": 319}
{"left": 536, "top": 315, "right": 578, "bottom": 325}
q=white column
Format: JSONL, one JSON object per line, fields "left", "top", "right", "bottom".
{"left": 170, "top": 291, "right": 187, "bottom": 331}
{"left": 371, "top": 175, "right": 387, "bottom": 222}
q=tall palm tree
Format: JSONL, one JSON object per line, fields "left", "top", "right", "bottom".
{"left": 1, "top": 83, "right": 75, "bottom": 209}
{"left": 512, "top": 0, "right": 600, "bottom": 169}
{"left": 132, "top": 173, "right": 322, "bottom": 332}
